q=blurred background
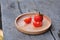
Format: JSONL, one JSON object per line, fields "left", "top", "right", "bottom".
{"left": 0, "top": 5, "right": 2, "bottom": 30}
{"left": 0, "top": 0, "right": 2, "bottom": 29}
{"left": 0, "top": 0, "right": 3, "bottom": 40}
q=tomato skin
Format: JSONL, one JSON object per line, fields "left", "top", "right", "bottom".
{"left": 33, "top": 21, "right": 42, "bottom": 27}
{"left": 24, "top": 17, "right": 32, "bottom": 24}
{"left": 34, "top": 15, "right": 43, "bottom": 22}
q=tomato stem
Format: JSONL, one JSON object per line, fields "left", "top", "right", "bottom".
{"left": 39, "top": 12, "right": 40, "bottom": 15}
{"left": 39, "top": 12, "right": 43, "bottom": 16}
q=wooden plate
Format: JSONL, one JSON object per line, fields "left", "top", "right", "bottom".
{"left": 15, "top": 12, "right": 51, "bottom": 35}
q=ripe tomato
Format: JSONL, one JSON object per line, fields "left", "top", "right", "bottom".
{"left": 34, "top": 14, "right": 43, "bottom": 22}
{"left": 24, "top": 17, "right": 32, "bottom": 24}
{"left": 33, "top": 21, "right": 42, "bottom": 27}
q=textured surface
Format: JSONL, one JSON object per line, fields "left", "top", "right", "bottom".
{"left": 1, "top": 0, "right": 60, "bottom": 40}
{"left": 33, "top": 0, "right": 60, "bottom": 40}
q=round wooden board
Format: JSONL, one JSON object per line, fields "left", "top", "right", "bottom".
{"left": 15, "top": 12, "right": 51, "bottom": 35}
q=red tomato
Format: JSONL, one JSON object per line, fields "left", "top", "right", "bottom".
{"left": 34, "top": 14, "right": 43, "bottom": 22}
{"left": 33, "top": 21, "right": 42, "bottom": 27}
{"left": 24, "top": 17, "right": 32, "bottom": 24}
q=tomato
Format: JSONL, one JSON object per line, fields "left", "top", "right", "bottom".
{"left": 34, "top": 14, "right": 43, "bottom": 22}
{"left": 33, "top": 21, "right": 42, "bottom": 27}
{"left": 24, "top": 17, "right": 32, "bottom": 24}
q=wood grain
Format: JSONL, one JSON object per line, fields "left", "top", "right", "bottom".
{"left": 1, "top": 0, "right": 24, "bottom": 40}
{"left": 1, "top": 0, "right": 60, "bottom": 40}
